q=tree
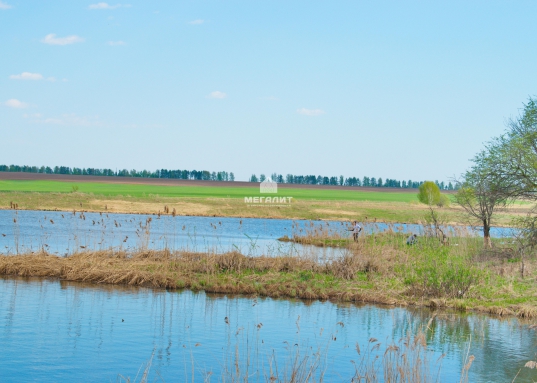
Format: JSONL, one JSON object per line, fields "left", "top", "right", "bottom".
{"left": 480, "top": 97, "right": 537, "bottom": 200}
{"left": 454, "top": 155, "right": 510, "bottom": 248}
{"left": 417, "top": 181, "right": 450, "bottom": 244}
{"left": 417, "top": 181, "right": 441, "bottom": 205}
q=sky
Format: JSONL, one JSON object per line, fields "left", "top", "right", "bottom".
{"left": 1, "top": 1, "right": 536, "bottom": 182}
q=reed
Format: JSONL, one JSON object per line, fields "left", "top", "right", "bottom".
{"left": 117, "top": 319, "right": 474, "bottom": 383}
{"left": 1, "top": 240, "right": 537, "bottom": 318}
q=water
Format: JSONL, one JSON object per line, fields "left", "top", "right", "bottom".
{"left": 0, "top": 210, "right": 514, "bottom": 257}
{"left": 1, "top": 276, "right": 536, "bottom": 382}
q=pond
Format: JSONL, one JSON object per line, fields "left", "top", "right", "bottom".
{"left": 0, "top": 210, "right": 513, "bottom": 257}
{"left": 1, "top": 276, "right": 535, "bottom": 382}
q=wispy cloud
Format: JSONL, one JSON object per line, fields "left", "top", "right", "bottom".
{"left": 25, "top": 113, "right": 102, "bottom": 127}
{"left": 296, "top": 108, "right": 325, "bottom": 116}
{"left": 88, "top": 2, "right": 130, "bottom": 9}
{"left": 10, "top": 72, "right": 44, "bottom": 80}
{"left": 9, "top": 72, "right": 57, "bottom": 81}
{"left": 208, "top": 91, "right": 227, "bottom": 99}
{"left": 41, "top": 34, "right": 84, "bottom": 45}
{"left": 107, "top": 40, "right": 126, "bottom": 46}
{"left": 189, "top": 19, "right": 204, "bottom": 25}
{"left": 0, "top": 1, "right": 12, "bottom": 9}
{"left": 5, "top": 99, "right": 28, "bottom": 109}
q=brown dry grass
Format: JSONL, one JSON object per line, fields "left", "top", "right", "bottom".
{"left": 0, "top": 249, "right": 391, "bottom": 299}
{"left": 0, "top": 191, "right": 497, "bottom": 225}
{"left": 2, "top": 234, "right": 537, "bottom": 320}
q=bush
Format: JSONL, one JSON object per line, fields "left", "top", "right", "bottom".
{"left": 437, "top": 194, "right": 451, "bottom": 208}
{"left": 404, "top": 247, "right": 483, "bottom": 298}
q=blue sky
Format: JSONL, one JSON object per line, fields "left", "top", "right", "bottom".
{"left": 1, "top": 1, "right": 536, "bottom": 181}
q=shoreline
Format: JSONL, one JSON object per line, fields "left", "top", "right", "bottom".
{"left": 0, "top": 205, "right": 517, "bottom": 229}
{"left": 1, "top": 249, "right": 534, "bottom": 320}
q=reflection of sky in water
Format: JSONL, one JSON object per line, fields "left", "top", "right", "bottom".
{"left": 1, "top": 277, "right": 536, "bottom": 382}
{"left": 0, "top": 210, "right": 514, "bottom": 257}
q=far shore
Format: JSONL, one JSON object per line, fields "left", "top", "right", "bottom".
{"left": 0, "top": 192, "right": 523, "bottom": 227}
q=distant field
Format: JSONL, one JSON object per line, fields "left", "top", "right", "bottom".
{"left": 0, "top": 180, "right": 419, "bottom": 203}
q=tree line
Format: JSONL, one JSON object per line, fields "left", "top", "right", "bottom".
{"left": 0, "top": 165, "right": 235, "bottom": 182}
{"left": 249, "top": 173, "right": 455, "bottom": 190}
{"left": 0, "top": 163, "right": 456, "bottom": 190}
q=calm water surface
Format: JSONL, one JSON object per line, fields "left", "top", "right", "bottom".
{"left": 0, "top": 210, "right": 512, "bottom": 257}
{"left": 1, "top": 277, "right": 536, "bottom": 382}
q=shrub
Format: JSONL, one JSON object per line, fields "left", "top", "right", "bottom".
{"left": 404, "top": 247, "right": 483, "bottom": 298}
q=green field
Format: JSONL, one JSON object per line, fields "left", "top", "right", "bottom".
{"left": 0, "top": 180, "right": 418, "bottom": 203}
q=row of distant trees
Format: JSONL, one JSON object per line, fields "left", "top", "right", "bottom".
{"left": 0, "top": 165, "right": 235, "bottom": 182}
{"left": 0, "top": 164, "right": 455, "bottom": 189}
{"left": 249, "top": 173, "right": 455, "bottom": 190}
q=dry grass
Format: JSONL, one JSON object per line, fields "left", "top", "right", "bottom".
{"left": 1, "top": 215, "right": 536, "bottom": 318}
{"left": 2, "top": 231, "right": 537, "bottom": 319}
{"left": 0, "top": 249, "right": 391, "bottom": 301}
{"left": 0, "top": 190, "right": 500, "bottom": 225}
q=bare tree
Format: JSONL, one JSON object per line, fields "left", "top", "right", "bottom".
{"left": 454, "top": 157, "right": 510, "bottom": 248}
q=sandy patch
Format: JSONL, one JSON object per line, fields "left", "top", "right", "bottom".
{"left": 90, "top": 199, "right": 211, "bottom": 215}
{"left": 313, "top": 209, "right": 358, "bottom": 216}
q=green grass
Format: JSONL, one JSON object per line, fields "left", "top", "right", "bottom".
{"left": 0, "top": 180, "right": 418, "bottom": 202}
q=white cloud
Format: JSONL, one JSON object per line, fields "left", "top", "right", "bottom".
{"left": 9, "top": 72, "right": 44, "bottom": 80}
{"left": 0, "top": 1, "right": 12, "bottom": 9}
{"left": 41, "top": 34, "right": 84, "bottom": 45}
{"left": 189, "top": 19, "right": 204, "bottom": 25}
{"left": 88, "top": 2, "right": 130, "bottom": 9}
{"left": 296, "top": 108, "right": 325, "bottom": 116}
{"left": 208, "top": 91, "right": 227, "bottom": 99}
{"left": 107, "top": 40, "right": 126, "bottom": 46}
{"left": 5, "top": 99, "right": 28, "bottom": 109}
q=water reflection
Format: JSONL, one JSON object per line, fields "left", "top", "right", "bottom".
{"left": 1, "top": 276, "right": 535, "bottom": 382}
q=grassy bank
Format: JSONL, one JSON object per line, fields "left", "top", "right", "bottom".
{"left": 0, "top": 188, "right": 526, "bottom": 225}
{"left": 2, "top": 232, "right": 536, "bottom": 318}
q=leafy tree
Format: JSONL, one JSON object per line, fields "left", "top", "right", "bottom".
{"left": 417, "top": 181, "right": 441, "bottom": 205}
{"left": 417, "top": 181, "right": 450, "bottom": 244}
{"left": 480, "top": 97, "right": 537, "bottom": 200}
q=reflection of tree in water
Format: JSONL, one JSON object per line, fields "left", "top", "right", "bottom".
{"left": 397, "top": 307, "right": 537, "bottom": 382}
